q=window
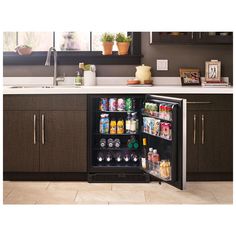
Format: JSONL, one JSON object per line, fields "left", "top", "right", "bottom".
{"left": 3, "top": 32, "right": 141, "bottom": 65}
{"left": 18, "top": 32, "right": 53, "bottom": 51}
{"left": 3, "top": 32, "right": 17, "bottom": 51}
{"left": 55, "top": 32, "right": 90, "bottom": 51}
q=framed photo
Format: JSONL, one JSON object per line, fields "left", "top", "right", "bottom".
{"left": 205, "top": 60, "right": 221, "bottom": 83}
{"left": 179, "top": 68, "right": 201, "bottom": 86}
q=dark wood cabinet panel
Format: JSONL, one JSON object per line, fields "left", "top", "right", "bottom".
{"left": 198, "top": 110, "right": 233, "bottom": 173}
{"left": 150, "top": 32, "right": 232, "bottom": 45}
{"left": 166, "top": 94, "right": 233, "bottom": 180}
{"left": 195, "top": 32, "right": 233, "bottom": 44}
{"left": 39, "top": 111, "right": 87, "bottom": 172}
{"left": 4, "top": 95, "right": 87, "bottom": 111}
{"left": 4, "top": 111, "right": 40, "bottom": 172}
{"left": 150, "top": 32, "right": 194, "bottom": 44}
{"left": 186, "top": 111, "right": 199, "bottom": 173}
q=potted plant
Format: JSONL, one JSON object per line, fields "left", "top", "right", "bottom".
{"left": 115, "top": 33, "right": 132, "bottom": 55}
{"left": 101, "top": 33, "right": 115, "bottom": 55}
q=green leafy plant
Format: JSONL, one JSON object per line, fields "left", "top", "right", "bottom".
{"left": 79, "top": 62, "right": 91, "bottom": 71}
{"left": 100, "top": 33, "right": 115, "bottom": 42}
{"left": 115, "top": 33, "right": 132, "bottom": 43}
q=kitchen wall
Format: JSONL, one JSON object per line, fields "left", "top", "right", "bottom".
{"left": 3, "top": 32, "right": 233, "bottom": 84}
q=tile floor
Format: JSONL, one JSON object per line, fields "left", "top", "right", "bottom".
{"left": 3, "top": 181, "right": 233, "bottom": 204}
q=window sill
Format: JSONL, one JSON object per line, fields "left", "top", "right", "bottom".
{"left": 3, "top": 52, "right": 142, "bottom": 65}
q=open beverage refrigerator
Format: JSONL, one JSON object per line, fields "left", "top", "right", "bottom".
{"left": 88, "top": 94, "right": 186, "bottom": 190}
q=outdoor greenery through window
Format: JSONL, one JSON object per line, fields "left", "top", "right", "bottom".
{"left": 3, "top": 32, "right": 126, "bottom": 52}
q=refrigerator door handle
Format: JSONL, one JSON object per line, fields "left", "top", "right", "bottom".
{"left": 201, "top": 114, "right": 205, "bottom": 144}
{"left": 193, "top": 114, "right": 197, "bottom": 144}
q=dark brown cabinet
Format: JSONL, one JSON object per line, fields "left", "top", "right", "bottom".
{"left": 3, "top": 95, "right": 87, "bottom": 175}
{"left": 40, "top": 111, "right": 87, "bottom": 172}
{"left": 150, "top": 32, "right": 233, "bottom": 45}
{"left": 167, "top": 94, "right": 233, "bottom": 180}
{"left": 4, "top": 111, "right": 40, "bottom": 172}
{"left": 195, "top": 32, "right": 233, "bottom": 44}
{"left": 186, "top": 95, "right": 233, "bottom": 180}
{"left": 198, "top": 110, "right": 233, "bottom": 173}
{"left": 186, "top": 111, "right": 199, "bottom": 173}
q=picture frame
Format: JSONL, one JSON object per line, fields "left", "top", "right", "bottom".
{"left": 179, "top": 68, "right": 201, "bottom": 86}
{"left": 205, "top": 60, "right": 221, "bottom": 83}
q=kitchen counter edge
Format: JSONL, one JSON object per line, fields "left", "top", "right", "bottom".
{"left": 3, "top": 86, "right": 233, "bottom": 95}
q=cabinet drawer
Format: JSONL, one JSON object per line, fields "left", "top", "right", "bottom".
{"left": 4, "top": 95, "right": 87, "bottom": 111}
{"left": 166, "top": 94, "right": 232, "bottom": 111}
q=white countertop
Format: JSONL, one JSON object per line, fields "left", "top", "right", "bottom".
{"left": 3, "top": 85, "right": 233, "bottom": 94}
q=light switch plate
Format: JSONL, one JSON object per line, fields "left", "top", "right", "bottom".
{"left": 156, "top": 59, "right": 168, "bottom": 71}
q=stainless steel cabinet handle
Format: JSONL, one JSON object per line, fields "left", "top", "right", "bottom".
{"left": 33, "top": 114, "right": 37, "bottom": 144}
{"left": 201, "top": 114, "right": 205, "bottom": 144}
{"left": 187, "top": 102, "right": 212, "bottom": 104}
{"left": 199, "top": 32, "right": 202, "bottom": 39}
{"left": 193, "top": 114, "right": 197, "bottom": 144}
{"left": 191, "top": 32, "right": 194, "bottom": 39}
{"left": 41, "top": 114, "right": 45, "bottom": 144}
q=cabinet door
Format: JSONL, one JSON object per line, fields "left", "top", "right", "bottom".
{"left": 4, "top": 111, "right": 40, "bottom": 172}
{"left": 186, "top": 111, "right": 199, "bottom": 173}
{"left": 150, "top": 32, "right": 194, "bottom": 44}
{"left": 198, "top": 110, "right": 233, "bottom": 173}
{"left": 40, "top": 111, "right": 87, "bottom": 172}
{"left": 196, "top": 32, "right": 233, "bottom": 44}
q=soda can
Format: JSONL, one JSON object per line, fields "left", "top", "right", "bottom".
{"left": 109, "top": 98, "right": 117, "bottom": 111}
{"left": 99, "top": 98, "right": 108, "bottom": 111}
{"left": 125, "top": 98, "right": 133, "bottom": 111}
{"left": 117, "top": 98, "right": 125, "bottom": 111}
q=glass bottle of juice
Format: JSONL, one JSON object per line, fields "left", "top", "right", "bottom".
{"left": 110, "top": 118, "right": 116, "bottom": 134}
{"left": 130, "top": 112, "right": 137, "bottom": 134}
{"left": 141, "top": 138, "right": 147, "bottom": 169}
{"left": 148, "top": 147, "right": 153, "bottom": 170}
{"left": 117, "top": 118, "right": 124, "bottom": 134}
{"left": 152, "top": 149, "right": 160, "bottom": 175}
{"left": 126, "top": 112, "right": 131, "bottom": 134}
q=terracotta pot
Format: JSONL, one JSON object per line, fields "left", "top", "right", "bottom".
{"left": 117, "top": 42, "right": 130, "bottom": 55}
{"left": 102, "top": 42, "right": 114, "bottom": 55}
{"left": 15, "top": 46, "right": 32, "bottom": 55}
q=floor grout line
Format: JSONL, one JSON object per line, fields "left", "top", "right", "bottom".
{"left": 73, "top": 190, "right": 79, "bottom": 202}
{"left": 3, "top": 189, "right": 13, "bottom": 201}
{"left": 45, "top": 182, "right": 51, "bottom": 190}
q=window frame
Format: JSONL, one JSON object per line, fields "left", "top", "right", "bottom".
{"left": 3, "top": 32, "right": 141, "bottom": 65}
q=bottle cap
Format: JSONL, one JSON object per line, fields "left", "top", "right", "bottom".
{"left": 149, "top": 147, "right": 153, "bottom": 152}
{"left": 133, "top": 142, "right": 139, "bottom": 149}
{"left": 153, "top": 149, "right": 157, "bottom": 154}
{"left": 128, "top": 142, "right": 133, "bottom": 149}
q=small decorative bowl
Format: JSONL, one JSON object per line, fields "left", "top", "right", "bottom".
{"left": 15, "top": 45, "right": 32, "bottom": 55}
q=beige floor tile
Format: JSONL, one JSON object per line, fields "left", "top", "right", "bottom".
{"left": 3, "top": 188, "right": 12, "bottom": 199}
{"left": 185, "top": 181, "right": 233, "bottom": 204}
{"left": 4, "top": 188, "right": 77, "bottom": 205}
{"left": 111, "top": 182, "right": 170, "bottom": 192}
{"left": 75, "top": 190, "right": 145, "bottom": 204}
{"left": 47, "top": 182, "right": 112, "bottom": 192}
{"left": 3, "top": 181, "right": 233, "bottom": 205}
{"left": 145, "top": 186, "right": 219, "bottom": 204}
{"left": 3, "top": 181, "right": 49, "bottom": 192}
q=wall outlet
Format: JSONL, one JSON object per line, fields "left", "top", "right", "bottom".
{"left": 156, "top": 59, "right": 168, "bottom": 71}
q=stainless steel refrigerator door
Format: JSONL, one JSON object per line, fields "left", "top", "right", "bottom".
{"left": 142, "top": 94, "right": 187, "bottom": 190}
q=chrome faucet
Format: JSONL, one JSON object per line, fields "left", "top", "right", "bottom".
{"left": 45, "top": 47, "right": 64, "bottom": 86}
